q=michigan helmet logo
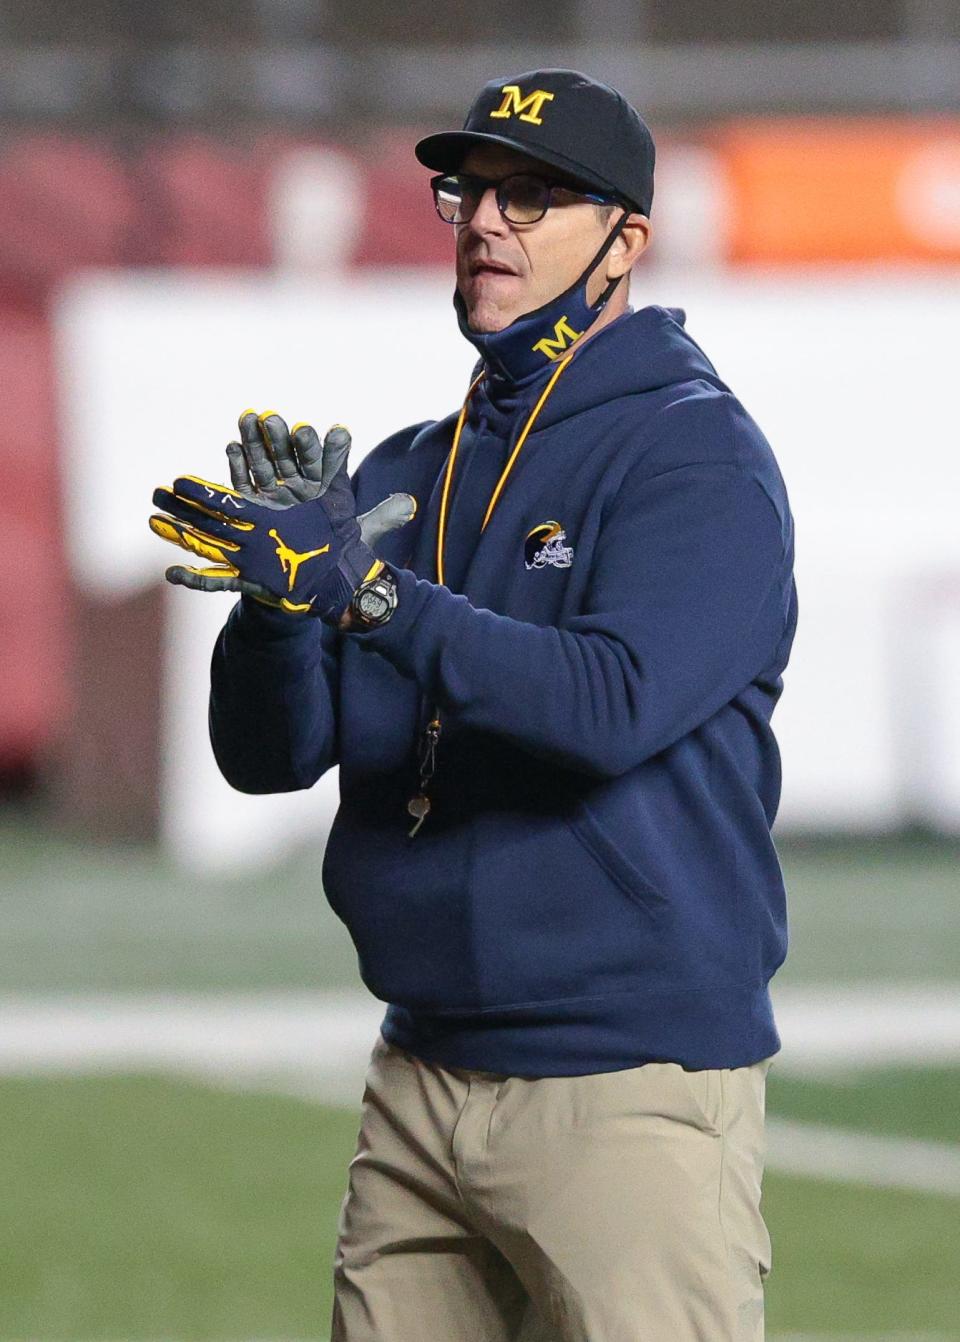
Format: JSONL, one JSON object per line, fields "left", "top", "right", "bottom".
{"left": 524, "top": 521, "right": 574, "bottom": 570}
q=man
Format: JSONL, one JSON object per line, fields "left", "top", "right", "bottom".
{"left": 150, "top": 69, "right": 796, "bottom": 1341}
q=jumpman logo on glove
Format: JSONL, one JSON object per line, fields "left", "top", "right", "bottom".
{"left": 269, "top": 529, "right": 330, "bottom": 592}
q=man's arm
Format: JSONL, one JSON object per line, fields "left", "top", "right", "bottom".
{"left": 209, "top": 596, "right": 341, "bottom": 793}
{"left": 345, "top": 461, "right": 793, "bottom": 778}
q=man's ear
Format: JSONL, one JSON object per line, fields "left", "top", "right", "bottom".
{"left": 607, "top": 213, "right": 651, "bottom": 281}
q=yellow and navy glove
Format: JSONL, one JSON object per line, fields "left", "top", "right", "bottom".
{"left": 149, "top": 419, "right": 409, "bottom": 622}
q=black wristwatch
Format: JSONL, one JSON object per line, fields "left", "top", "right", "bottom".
{"left": 349, "top": 564, "right": 398, "bottom": 628}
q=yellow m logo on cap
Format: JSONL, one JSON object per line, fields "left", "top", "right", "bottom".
{"left": 489, "top": 84, "right": 555, "bottom": 126}
{"left": 531, "top": 315, "right": 583, "bottom": 361}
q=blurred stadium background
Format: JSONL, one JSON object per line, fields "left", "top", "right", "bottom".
{"left": 2, "top": 1, "right": 960, "bottom": 1338}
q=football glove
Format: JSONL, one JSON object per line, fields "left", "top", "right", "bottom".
{"left": 149, "top": 419, "right": 415, "bottom": 622}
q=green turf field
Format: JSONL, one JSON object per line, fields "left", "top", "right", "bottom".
{"left": 1, "top": 1071, "right": 957, "bottom": 1340}
{"left": 1, "top": 811, "right": 958, "bottom": 1339}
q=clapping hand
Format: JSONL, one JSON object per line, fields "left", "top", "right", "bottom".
{"left": 149, "top": 410, "right": 417, "bottom": 621}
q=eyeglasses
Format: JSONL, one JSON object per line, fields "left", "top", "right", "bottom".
{"left": 430, "top": 171, "right": 617, "bottom": 226}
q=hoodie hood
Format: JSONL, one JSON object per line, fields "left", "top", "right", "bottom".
{"left": 467, "top": 304, "right": 729, "bottom": 439}
{"left": 533, "top": 304, "right": 728, "bottom": 429}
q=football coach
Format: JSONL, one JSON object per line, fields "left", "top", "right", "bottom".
{"left": 150, "top": 69, "right": 798, "bottom": 1342}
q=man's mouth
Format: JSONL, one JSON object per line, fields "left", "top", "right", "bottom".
{"left": 468, "top": 258, "right": 519, "bottom": 278}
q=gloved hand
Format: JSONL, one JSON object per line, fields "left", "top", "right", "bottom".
{"left": 223, "top": 410, "right": 411, "bottom": 530}
{"left": 149, "top": 412, "right": 416, "bottom": 621}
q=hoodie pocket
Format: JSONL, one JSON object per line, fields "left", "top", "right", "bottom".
{"left": 563, "top": 801, "right": 666, "bottom": 917}
{"left": 462, "top": 804, "right": 673, "bottom": 1010}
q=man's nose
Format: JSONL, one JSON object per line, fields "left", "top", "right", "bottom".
{"left": 467, "top": 185, "right": 508, "bottom": 236}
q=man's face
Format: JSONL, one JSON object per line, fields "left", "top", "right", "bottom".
{"left": 454, "top": 144, "right": 616, "bottom": 334}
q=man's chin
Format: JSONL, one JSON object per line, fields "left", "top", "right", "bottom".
{"left": 469, "top": 317, "right": 510, "bottom": 334}
{"left": 454, "top": 277, "right": 517, "bottom": 332}
{"left": 463, "top": 302, "right": 516, "bottom": 335}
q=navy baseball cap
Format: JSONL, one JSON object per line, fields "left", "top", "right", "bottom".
{"left": 415, "top": 68, "right": 655, "bottom": 216}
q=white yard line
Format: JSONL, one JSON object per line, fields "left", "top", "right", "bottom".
{"left": 0, "top": 991, "right": 384, "bottom": 1107}
{"left": 2, "top": 983, "right": 958, "bottom": 1075}
{"left": 2, "top": 986, "right": 960, "bottom": 1201}
{"left": 767, "top": 1118, "right": 960, "bottom": 1197}
{"left": 770, "top": 983, "right": 960, "bottom": 1073}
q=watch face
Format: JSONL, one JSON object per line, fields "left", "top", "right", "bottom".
{"left": 357, "top": 588, "right": 388, "bottom": 620}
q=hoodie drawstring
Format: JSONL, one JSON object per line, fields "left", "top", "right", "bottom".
{"left": 436, "top": 354, "right": 573, "bottom": 585}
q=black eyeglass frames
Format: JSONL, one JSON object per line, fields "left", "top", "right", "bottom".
{"left": 430, "top": 171, "right": 617, "bottom": 226}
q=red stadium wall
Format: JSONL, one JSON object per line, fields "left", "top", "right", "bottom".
{"left": 0, "top": 298, "right": 68, "bottom": 770}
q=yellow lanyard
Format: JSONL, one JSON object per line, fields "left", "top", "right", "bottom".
{"left": 408, "top": 352, "right": 574, "bottom": 837}
{"left": 435, "top": 353, "right": 574, "bottom": 587}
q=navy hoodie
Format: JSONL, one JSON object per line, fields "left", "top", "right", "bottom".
{"left": 209, "top": 305, "right": 797, "bottom": 1076}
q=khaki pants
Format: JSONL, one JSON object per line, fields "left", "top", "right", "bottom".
{"left": 332, "top": 1033, "right": 773, "bottom": 1341}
